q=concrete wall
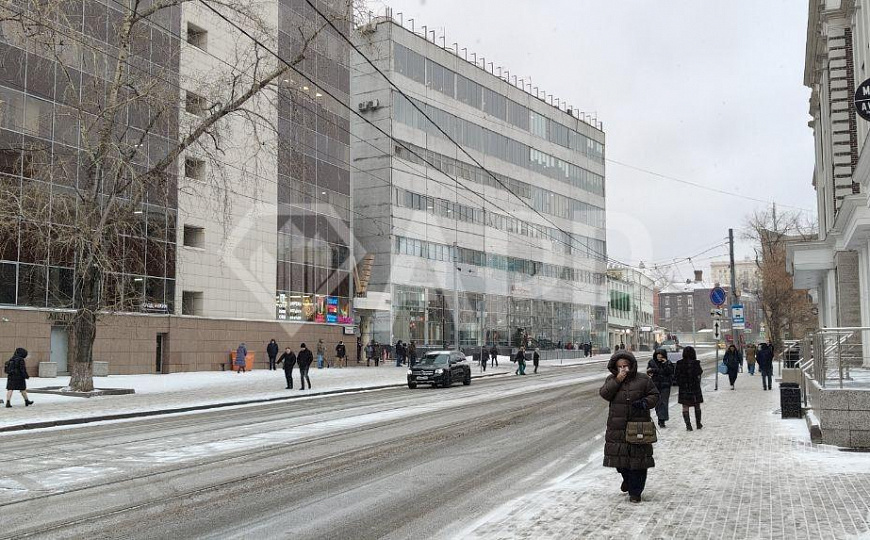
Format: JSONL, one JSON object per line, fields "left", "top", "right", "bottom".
{"left": 808, "top": 377, "right": 870, "bottom": 447}
{"left": 0, "top": 307, "right": 348, "bottom": 376}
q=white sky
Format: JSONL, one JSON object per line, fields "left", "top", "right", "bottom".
{"left": 366, "top": 0, "right": 816, "bottom": 282}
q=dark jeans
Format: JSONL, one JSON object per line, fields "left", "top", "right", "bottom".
{"left": 617, "top": 468, "right": 648, "bottom": 498}
{"left": 284, "top": 370, "right": 294, "bottom": 388}
{"left": 655, "top": 385, "right": 671, "bottom": 422}
{"left": 533, "top": 360, "right": 539, "bottom": 373}
{"left": 761, "top": 371, "right": 773, "bottom": 389}
{"left": 269, "top": 356, "right": 277, "bottom": 370}
{"left": 728, "top": 372, "right": 738, "bottom": 386}
{"left": 299, "top": 366, "right": 311, "bottom": 389}
{"left": 491, "top": 354, "right": 498, "bottom": 367}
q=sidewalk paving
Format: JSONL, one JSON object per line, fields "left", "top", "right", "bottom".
{"left": 0, "top": 354, "right": 610, "bottom": 431}
{"left": 461, "top": 373, "right": 870, "bottom": 540}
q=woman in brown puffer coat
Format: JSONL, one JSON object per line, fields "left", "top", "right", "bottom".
{"left": 599, "top": 350, "right": 659, "bottom": 503}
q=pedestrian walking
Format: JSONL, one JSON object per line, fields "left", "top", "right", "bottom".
{"left": 395, "top": 340, "right": 404, "bottom": 367}
{"left": 408, "top": 341, "right": 417, "bottom": 367}
{"left": 489, "top": 344, "right": 498, "bottom": 367}
{"left": 336, "top": 340, "right": 347, "bottom": 368}
{"left": 365, "top": 340, "right": 374, "bottom": 366}
{"left": 745, "top": 343, "right": 757, "bottom": 375}
{"left": 277, "top": 347, "right": 296, "bottom": 389}
{"left": 533, "top": 348, "right": 540, "bottom": 374}
{"left": 723, "top": 344, "right": 742, "bottom": 390}
{"left": 316, "top": 339, "right": 326, "bottom": 369}
{"left": 646, "top": 349, "right": 675, "bottom": 428}
{"left": 297, "top": 343, "right": 313, "bottom": 390}
{"left": 514, "top": 347, "right": 527, "bottom": 375}
{"left": 674, "top": 346, "right": 703, "bottom": 431}
{"left": 356, "top": 336, "right": 362, "bottom": 365}
{"left": 757, "top": 342, "right": 774, "bottom": 391}
{"left": 599, "top": 350, "right": 659, "bottom": 503}
{"left": 373, "top": 341, "right": 381, "bottom": 367}
{"left": 267, "top": 339, "right": 279, "bottom": 371}
{"left": 4, "top": 348, "right": 33, "bottom": 407}
{"left": 235, "top": 342, "right": 248, "bottom": 373}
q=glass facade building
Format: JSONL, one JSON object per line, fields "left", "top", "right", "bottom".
{"left": 352, "top": 17, "right": 609, "bottom": 349}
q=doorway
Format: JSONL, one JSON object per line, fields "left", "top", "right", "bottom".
{"left": 50, "top": 326, "right": 69, "bottom": 374}
{"left": 156, "top": 333, "right": 168, "bottom": 373}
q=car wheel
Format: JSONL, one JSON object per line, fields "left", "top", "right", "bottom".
{"left": 443, "top": 373, "right": 452, "bottom": 388}
{"left": 408, "top": 382, "right": 417, "bottom": 389}
{"left": 463, "top": 371, "right": 471, "bottom": 385}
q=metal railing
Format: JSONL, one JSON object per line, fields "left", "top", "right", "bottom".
{"left": 807, "top": 327, "right": 869, "bottom": 388}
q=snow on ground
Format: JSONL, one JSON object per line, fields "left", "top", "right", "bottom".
{"left": 0, "top": 354, "right": 611, "bottom": 431}
{"left": 459, "top": 371, "right": 870, "bottom": 540}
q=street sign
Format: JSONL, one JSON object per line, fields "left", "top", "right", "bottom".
{"left": 713, "top": 320, "right": 721, "bottom": 340}
{"left": 710, "top": 287, "right": 726, "bottom": 306}
{"left": 856, "top": 77, "right": 870, "bottom": 121}
{"left": 731, "top": 304, "right": 745, "bottom": 330}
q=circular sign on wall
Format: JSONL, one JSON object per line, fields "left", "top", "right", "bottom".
{"left": 855, "top": 78, "right": 870, "bottom": 121}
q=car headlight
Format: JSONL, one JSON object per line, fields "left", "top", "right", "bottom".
{"left": 407, "top": 369, "right": 413, "bottom": 375}
{"left": 435, "top": 368, "right": 444, "bottom": 374}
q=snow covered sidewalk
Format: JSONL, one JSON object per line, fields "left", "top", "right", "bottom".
{"left": 461, "top": 373, "right": 870, "bottom": 540}
{"left": 0, "top": 354, "right": 610, "bottom": 432}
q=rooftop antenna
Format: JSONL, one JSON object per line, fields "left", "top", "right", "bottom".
{"left": 440, "top": 34, "right": 446, "bottom": 48}
{"left": 453, "top": 42, "right": 458, "bottom": 55}
{"left": 472, "top": 52, "right": 477, "bottom": 63}
{"left": 497, "top": 67, "right": 502, "bottom": 77}
{"left": 429, "top": 30, "right": 435, "bottom": 42}
{"left": 487, "top": 61, "right": 493, "bottom": 73}
{"left": 461, "top": 47, "right": 467, "bottom": 60}
{"left": 421, "top": 24, "right": 426, "bottom": 37}
{"left": 397, "top": 12, "right": 402, "bottom": 25}
{"left": 409, "top": 19, "right": 414, "bottom": 32}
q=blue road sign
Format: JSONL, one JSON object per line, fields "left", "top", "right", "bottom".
{"left": 710, "top": 287, "right": 726, "bottom": 306}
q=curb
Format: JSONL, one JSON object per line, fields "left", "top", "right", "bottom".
{"left": 0, "top": 369, "right": 516, "bottom": 434}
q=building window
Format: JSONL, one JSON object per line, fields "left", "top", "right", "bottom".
{"left": 665, "top": 307, "right": 671, "bottom": 318}
{"left": 664, "top": 296, "right": 670, "bottom": 306}
{"left": 185, "top": 91, "right": 207, "bottom": 116}
{"left": 187, "top": 23, "right": 207, "bottom": 50}
{"left": 181, "top": 290, "right": 203, "bottom": 315}
{"left": 182, "top": 225, "right": 205, "bottom": 248}
{"left": 185, "top": 157, "right": 205, "bottom": 182}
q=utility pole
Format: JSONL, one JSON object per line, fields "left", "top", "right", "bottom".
{"left": 729, "top": 228, "right": 742, "bottom": 354}
{"left": 453, "top": 241, "right": 460, "bottom": 350}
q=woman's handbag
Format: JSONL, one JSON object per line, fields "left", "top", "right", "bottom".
{"left": 718, "top": 363, "right": 728, "bottom": 375}
{"left": 624, "top": 402, "right": 657, "bottom": 444}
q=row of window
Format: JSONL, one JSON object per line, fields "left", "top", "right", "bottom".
{"left": 393, "top": 43, "right": 605, "bottom": 164}
{"left": 394, "top": 235, "right": 605, "bottom": 285}
{"left": 394, "top": 94, "right": 605, "bottom": 198}
{"left": 276, "top": 232, "right": 350, "bottom": 271}
{"left": 393, "top": 187, "right": 606, "bottom": 260}
{"left": 394, "top": 140, "right": 606, "bottom": 229}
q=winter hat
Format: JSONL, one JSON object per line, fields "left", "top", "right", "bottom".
{"left": 300, "top": 343, "right": 307, "bottom": 348}
{"left": 607, "top": 350, "right": 637, "bottom": 375}
{"left": 14, "top": 347, "right": 27, "bottom": 358}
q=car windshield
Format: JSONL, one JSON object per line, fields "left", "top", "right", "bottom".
{"left": 662, "top": 341, "right": 675, "bottom": 346}
{"left": 417, "top": 353, "right": 450, "bottom": 366}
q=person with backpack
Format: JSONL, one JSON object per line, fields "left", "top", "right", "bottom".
{"left": 277, "top": 347, "right": 296, "bottom": 389}
{"left": 297, "top": 343, "right": 313, "bottom": 390}
{"left": 266, "top": 339, "right": 279, "bottom": 371}
{"left": 5, "top": 348, "right": 33, "bottom": 407}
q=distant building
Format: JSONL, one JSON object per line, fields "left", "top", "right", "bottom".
{"left": 709, "top": 259, "right": 761, "bottom": 294}
{"left": 606, "top": 266, "right": 655, "bottom": 351}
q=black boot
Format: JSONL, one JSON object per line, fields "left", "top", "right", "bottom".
{"left": 658, "top": 419, "right": 665, "bottom": 428}
{"left": 683, "top": 411, "right": 693, "bottom": 431}
{"left": 695, "top": 409, "right": 703, "bottom": 430}
{"left": 5, "top": 402, "right": 10, "bottom": 408}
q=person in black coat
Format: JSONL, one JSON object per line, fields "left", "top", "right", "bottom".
{"left": 723, "top": 344, "right": 742, "bottom": 390}
{"left": 757, "top": 342, "right": 775, "bottom": 391}
{"left": 296, "top": 343, "right": 313, "bottom": 390}
{"left": 599, "top": 351, "right": 659, "bottom": 503}
{"left": 267, "top": 339, "right": 279, "bottom": 371}
{"left": 5, "top": 347, "right": 33, "bottom": 407}
{"left": 646, "top": 349, "right": 675, "bottom": 428}
{"left": 674, "top": 346, "right": 703, "bottom": 430}
{"left": 277, "top": 347, "right": 296, "bottom": 389}
{"left": 489, "top": 345, "right": 498, "bottom": 367}
{"left": 336, "top": 341, "right": 347, "bottom": 368}
{"left": 533, "top": 348, "right": 541, "bottom": 374}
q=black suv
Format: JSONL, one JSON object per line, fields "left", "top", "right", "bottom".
{"left": 407, "top": 351, "right": 471, "bottom": 389}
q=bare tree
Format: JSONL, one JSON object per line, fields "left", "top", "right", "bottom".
{"left": 744, "top": 206, "right": 817, "bottom": 354}
{"left": 0, "top": 0, "right": 354, "bottom": 391}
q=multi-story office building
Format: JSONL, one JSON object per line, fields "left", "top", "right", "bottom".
{"left": 0, "top": 0, "right": 353, "bottom": 374}
{"left": 788, "top": 0, "right": 870, "bottom": 367}
{"left": 351, "top": 14, "right": 608, "bottom": 349}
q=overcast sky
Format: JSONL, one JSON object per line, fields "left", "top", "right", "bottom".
{"left": 368, "top": 0, "right": 815, "bottom": 283}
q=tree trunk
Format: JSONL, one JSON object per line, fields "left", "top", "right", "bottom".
{"left": 68, "top": 309, "right": 96, "bottom": 392}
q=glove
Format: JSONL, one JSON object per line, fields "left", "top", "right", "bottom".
{"left": 631, "top": 399, "right": 648, "bottom": 410}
